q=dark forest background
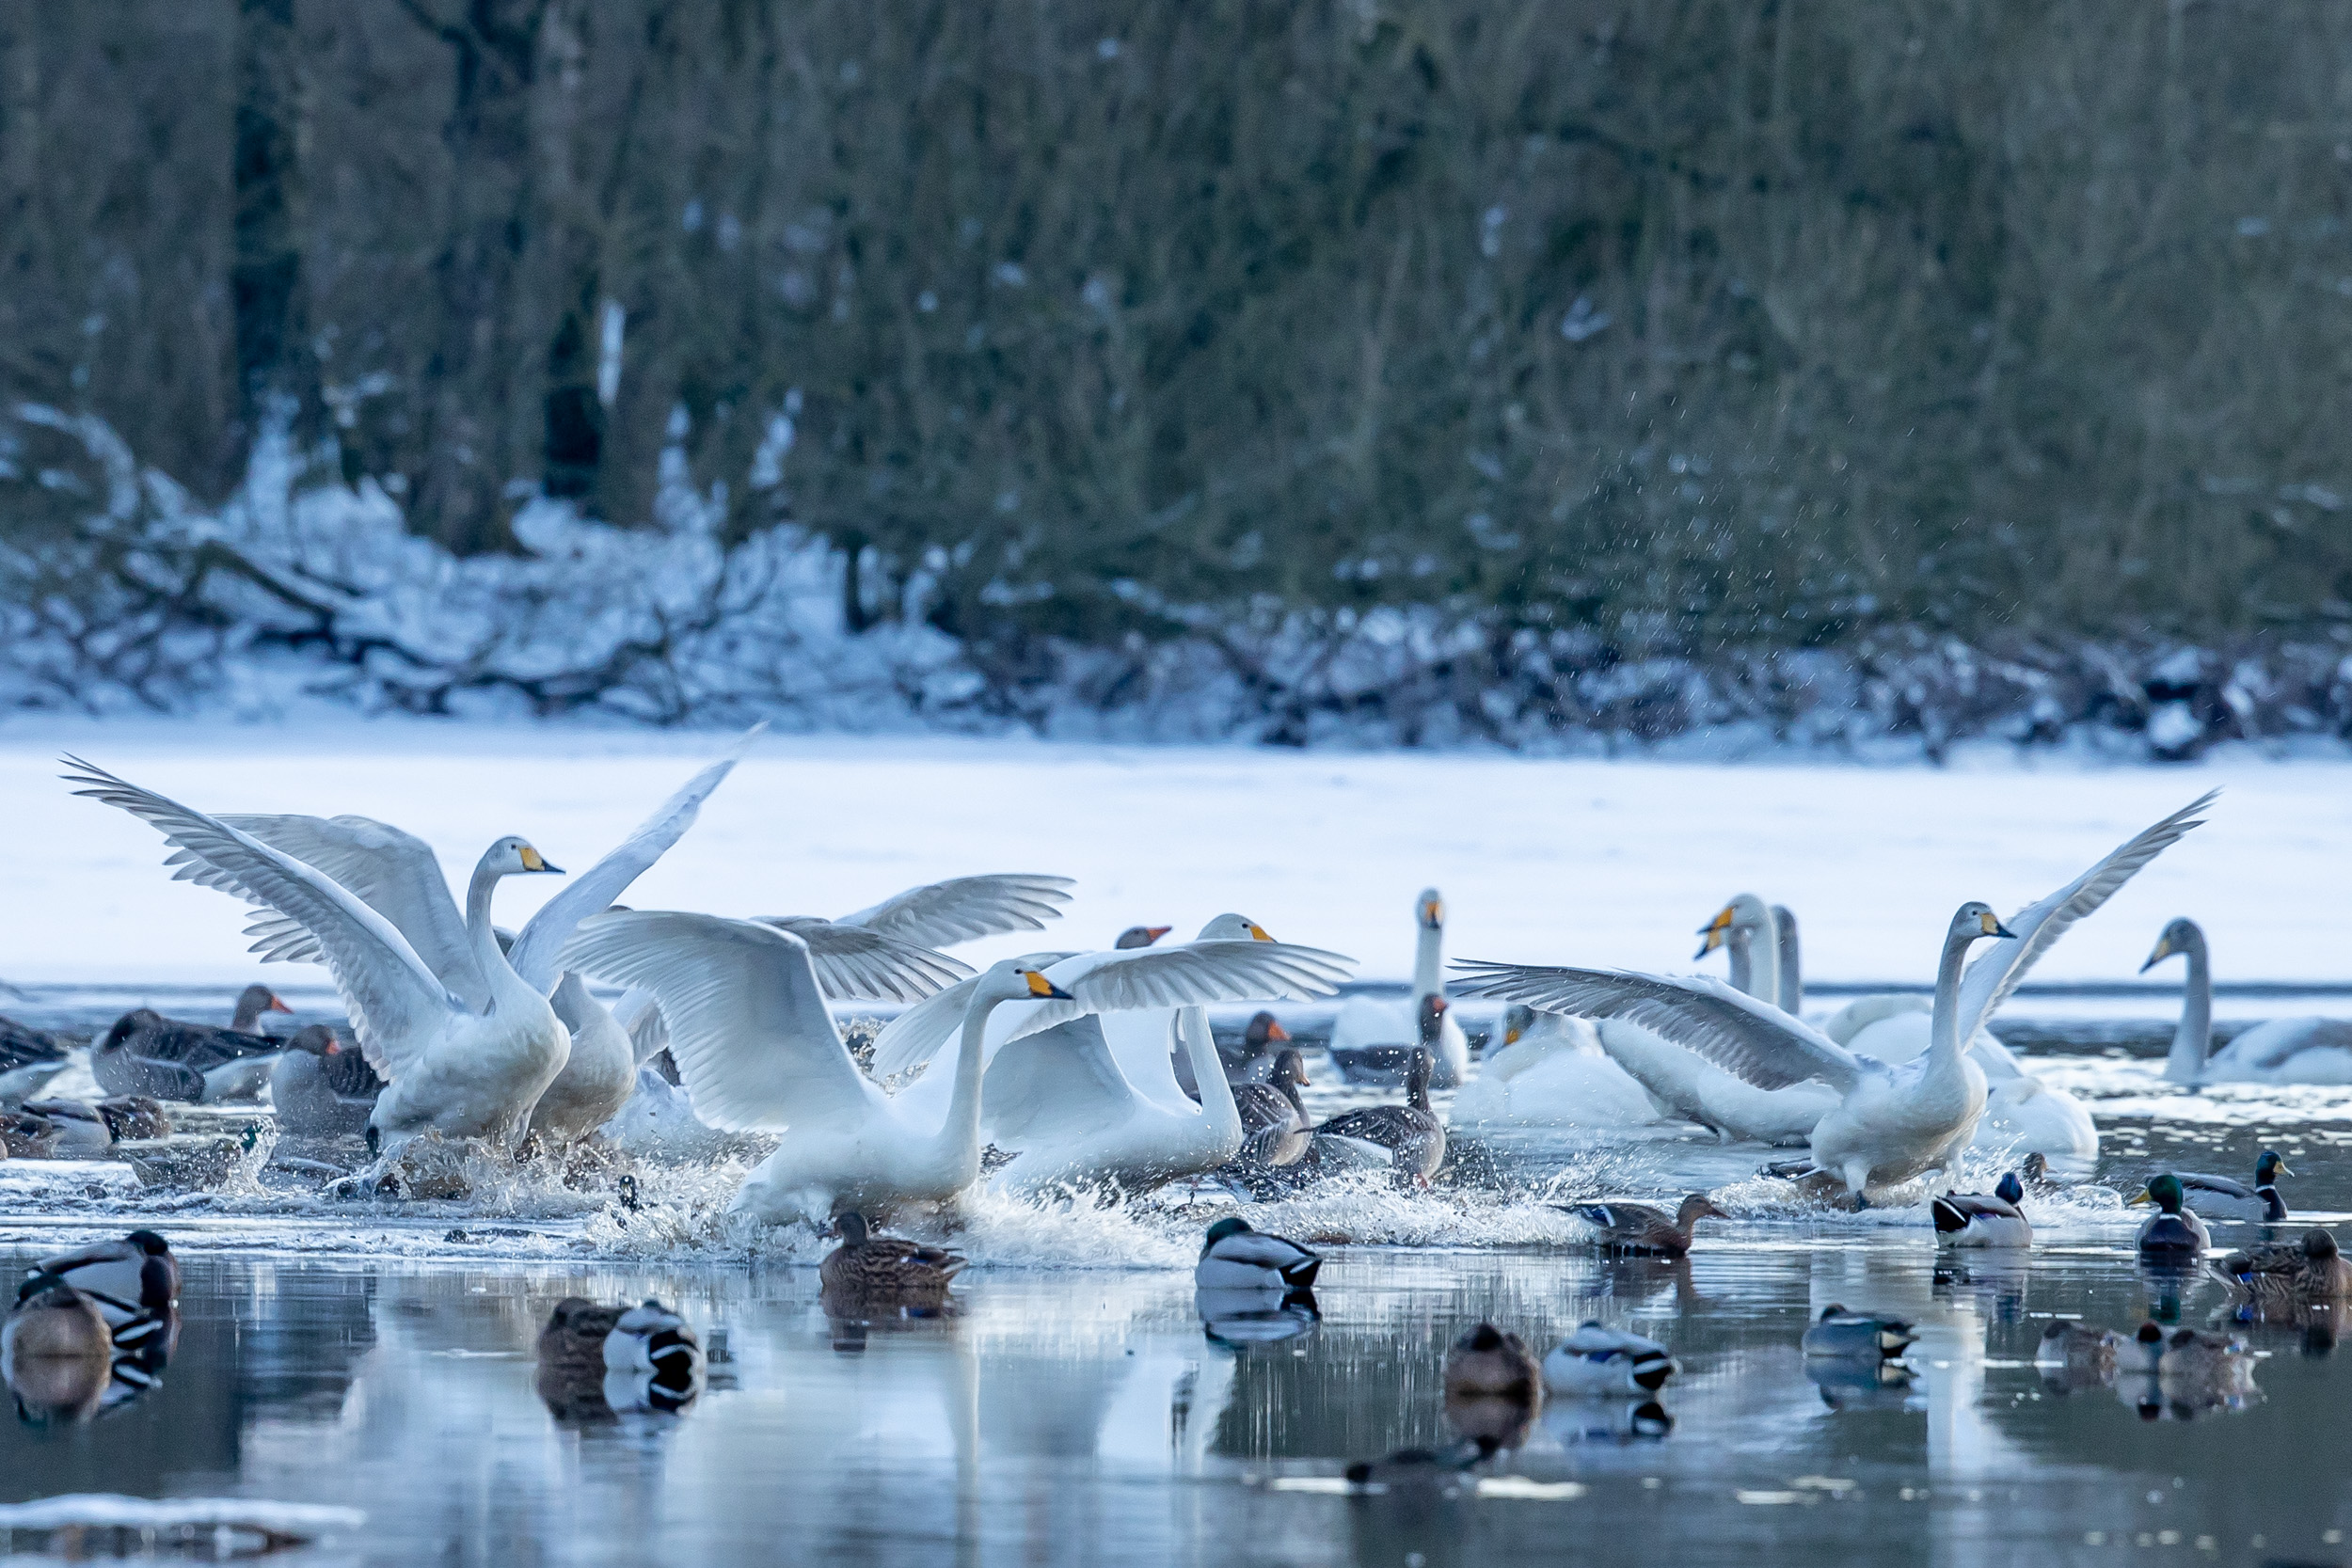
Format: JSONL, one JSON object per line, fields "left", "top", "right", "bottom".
{"left": 5, "top": 1, "right": 2352, "bottom": 749}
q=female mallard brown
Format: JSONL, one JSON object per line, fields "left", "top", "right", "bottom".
{"left": 1442, "top": 1322, "right": 1543, "bottom": 1402}
{"left": 2215, "top": 1227, "right": 2352, "bottom": 1313}
{"left": 818, "top": 1212, "right": 964, "bottom": 1299}
{"left": 2, "top": 1273, "right": 115, "bottom": 1422}
{"left": 1560, "top": 1193, "right": 1727, "bottom": 1257}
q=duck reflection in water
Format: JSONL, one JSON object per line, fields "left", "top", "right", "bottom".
{"left": 536, "top": 1298, "right": 705, "bottom": 1425}
{"left": 1195, "top": 1286, "right": 1319, "bottom": 1349}
{"left": 5, "top": 1229, "right": 182, "bottom": 1423}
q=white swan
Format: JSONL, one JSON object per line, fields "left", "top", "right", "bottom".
{"left": 872, "top": 916, "right": 1355, "bottom": 1193}
{"left": 1459, "top": 792, "right": 2215, "bottom": 1203}
{"left": 65, "top": 749, "right": 743, "bottom": 1154}
{"left": 562, "top": 909, "right": 1073, "bottom": 1225}
{"left": 2144, "top": 917, "right": 2352, "bottom": 1085}
{"left": 1447, "top": 1006, "right": 1665, "bottom": 1130}
{"left": 1324, "top": 888, "right": 1471, "bottom": 1087}
{"left": 754, "top": 873, "right": 1077, "bottom": 1003}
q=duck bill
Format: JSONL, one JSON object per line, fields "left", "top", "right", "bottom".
{"left": 2125, "top": 1188, "right": 2153, "bottom": 1206}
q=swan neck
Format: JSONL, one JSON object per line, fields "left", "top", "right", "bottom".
{"left": 1930, "top": 927, "right": 1972, "bottom": 1064}
{"left": 1180, "top": 1008, "right": 1242, "bottom": 1138}
{"left": 1775, "top": 916, "right": 1803, "bottom": 1016}
{"left": 1725, "top": 930, "right": 1765, "bottom": 1006}
{"left": 2165, "top": 934, "right": 2214, "bottom": 1084}
{"left": 1411, "top": 923, "right": 1444, "bottom": 1001}
{"left": 937, "top": 990, "right": 994, "bottom": 1170}
{"left": 465, "top": 854, "right": 513, "bottom": 997}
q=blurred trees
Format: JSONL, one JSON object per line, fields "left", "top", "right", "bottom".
{"left": 5, "top": 0, "right": 2352, "bottom": 675}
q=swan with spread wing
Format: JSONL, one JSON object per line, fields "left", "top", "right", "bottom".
{"left": 63, "top": 746, "right": 745, "bottom": 1155}
{"left": 867, "top": 915, "right": 1354, "bottom": 1194}
{"left": 1457, "top": 795, "right": 2215, "bottom": 1204}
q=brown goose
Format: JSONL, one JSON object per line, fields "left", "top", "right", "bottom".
{"left": 1231, "top": 1048, "right": 1312, "bottom": 1167}
{"left": 1175, "top": 1010, "right": 1293, "bottom": 1100}
{"left": 93, "top": 985, "right": 291, "bottom": 1102}
{"left": 1314, "top": 1009, "right": 1447, "bottom": 1187}
{"left": 818, "top": 1212, "right": 964, "bottom": 1301}
{"left": 267, "top": 1024, "right": 385, "bottom": 1137}
{"left": 1557, "top": 1193, "right": 1728, "bottom": 1257}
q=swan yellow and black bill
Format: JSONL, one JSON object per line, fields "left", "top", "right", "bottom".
{"left": 518, "top": 844, "right": 564, "bottom": 873}
{"left": 1247, "top": 921, "right": 1274, "bottom": 942}
{"left": 1023, "top": 971, "right": 1076, "bottom": 1000}
{"left": 1976, "top": 910, "right": 2018, "bottom": 939}
{"left": 2139, "top": 934, "right": 2173, "bottom": 972}
{"left": 1693, "top": 904, "right": 1736, "bottom": 958}
{"left": 1420, "top": 896, "right": 1443, "bottom": 927}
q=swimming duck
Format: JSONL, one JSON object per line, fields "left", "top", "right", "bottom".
{"left": 2172, "top": 1151, "right": 2290, "bottom": 1223}
{"left": 1313, "top": 1030, "right": 1447, "bottom": 1187}
{"left": 1801, "top": 1305, "right": 1918, "bottom": 1360}
{"left": 1343, "top": 1438, "right": 1498, "bottom": 1491}
{"left": 536, "top": 1296, "right": 704, "bottom": 1416}
{"left": 1230, "top": 1049, "right": 1313, "bottom": 1167}
{"left": 92, "top": 985, "right": 292, "bottom": 1103}
{"left": 2150, "top": 1323, "right": 2259, "bottom": 1414}
{"left": 1443, "top": 1323, "right": 1543, "bottom": 1402}
{"left": 7, "top": 1097, "right": 169, "bottom": 1157}
{"left": 818, "top": 1212, "right": 964, "bottom": 1300}
{"left": 0, "top": 1015, "right": 72, "bottom": 1104}
{"left": 2130, "top": 1173, "right": 2212, "bottom": 1258}
{"left": 1931, "top": 1170, "right": 2032, "bottom": 1247}
{"left": 2035, "top": 1321, "right": 2122, "bottom": 1389}
{"left": 2214, "top": 1228, "right": 2352, "bottom": 1314}
{"left": 31, "top": 1230, "right": 178, "bottom": 1354}
{"left": 1195, "top": 1216, "right": 1322, "bottom": 1291}
{"left": 2, "top": 1274, "right": 114, "bottom": 1422}
{"left": 267, "top": 1024, "right": 384, "bottom": 1137}
{"left": 1541, "top": 1322, "right": 1677, "bottom": 1396}
{"left": 1558, "top": 1194, "right": 1726, "bottom": 1257}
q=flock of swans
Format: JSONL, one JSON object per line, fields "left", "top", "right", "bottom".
{"left": 28, "top": 741, "right": 2352, "bottom": 1242}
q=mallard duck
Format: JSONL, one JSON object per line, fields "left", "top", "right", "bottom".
{"left": 2215, "top": 1227, "right": 2352, "bottom": 1313}
{"left": 1931, "top": 1170, "right": 2032, "bottom": 1247}
{"left": 2, "top": 1274, "right": 114, "bottom": 1422}
{"left": 1195, "top": 1216, "right": 1322, "bottom": 1291}
{"left": 1230, "top": 1049, "right": 1312, "bottom": 1167}
{"left": 1558, "top": 1194, "right": 1725, "bottom": 1257}
{"left": 2152, "top": 1324, "right": 2258, "bottom": 1412}
{"left": 2019, "top": 1151, "right": 2062, "bottom": 1196}
{"left": 2035, "top": 1321, "right": 2122, "bottom": 1389}
{"left": 1343, "top": 1437, "right": 1499, "bottom": 1490}
{"left": 32, "top": 1230, "right": 178, "bottom": 1354}
{"left": 92, "top": 985, "right": 292, "bottom": 1103}
{"left": 1197, "top": 1286, "right": 1320, "bottom": 1346}
{"left": 0, "top": 1015, "right": 72, "bottom": 1104}
{"left": 1542, "top": 1321, "right": 1677, "bottom": 1395}
{"left": 2172, "top": 1151, "right": 2290, "bottom": 1223}
{"left": 1443, "top": 1323, "right": 1543, "bottom": 1402}
{"left": 536, "top": 1296, "right": 704, "bottom": 1417}
{"left": 1802, "top": 1305, "right": 1917, "bottom": 1359}
{"left": 8, "top": 1097, "right": 170, "bottom": 1156}
{"left": 267, "top": 1025, "right": 384, "bottom": 1137}
{"left": 1313, "top": 1030, "right": 1447, "bottom": 1187}
{"left": 2130, "top": 1173, "right": 2212, "bottom": 1257}
{"left": 819, "top": 1212, "right": 964, "bottom": 1299}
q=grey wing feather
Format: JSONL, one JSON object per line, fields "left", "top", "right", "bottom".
{"left": 221, "top": 814, "right": 487, "bottom": 1007}
{"left": 508, "top": 730, "right": 758, "bottom": 994}
{"left": 1002, "top": 941, "right": 1355, "bottom": 1043}
{"left": 1954, "top": 791, "right": 2216, "bottom": 1046}
{"left": 836, "top": 874, "right": 1075, "bottom": 949}
{"left": 752, "top": 917, "right": 972, "bottom": 1003}
{"left": 1451, "top": 961, "right": 1861, "bottom": 1093}
{"left": 866, "top": 952, "right": 1081, "bottom": 1079}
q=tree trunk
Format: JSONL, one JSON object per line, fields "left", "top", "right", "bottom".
{"left": 230, "top": 0, "right": 315, "bottom": 467}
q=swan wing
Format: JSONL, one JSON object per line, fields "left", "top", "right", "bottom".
{"left": 1000, "top": 940, "right": 1355, "bottom": 1043}
{"left": 836, "top": 873, "right": 1075, "bottom": 949}
{"left": 1955, "top": 791, "right": 2217, "bottom": 1048}
{"left": 753, "top": 917, "right": 972, "bottom": 1003}
{"left": 63, "top": 756, "right": 451, "bottom": 1075}
{"left": 866, "top": 951, "right": 1082, "bottom": 1079}
{"left": 559, "top": 910, "right": 876, "bottom": 1131}
{"left": 507, "top": 736, "right": 755, "bottom": 995}
{"left": 980, "top": 1015, "right": 1139, "bottom": 1146}
{"left": 1452, "top": 961, "right": 1862, "bottom": 1092}
{"left": 219, "top": 814, "right": 489, "bottom": 1007}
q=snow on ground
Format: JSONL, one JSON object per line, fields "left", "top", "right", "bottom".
{"left": 5, "top": 717, "right": 2348, "bottom": 991}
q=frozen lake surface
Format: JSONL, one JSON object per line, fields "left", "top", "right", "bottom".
{"left": 4, "top": 995, "right": 2352, "bottom": 1564}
